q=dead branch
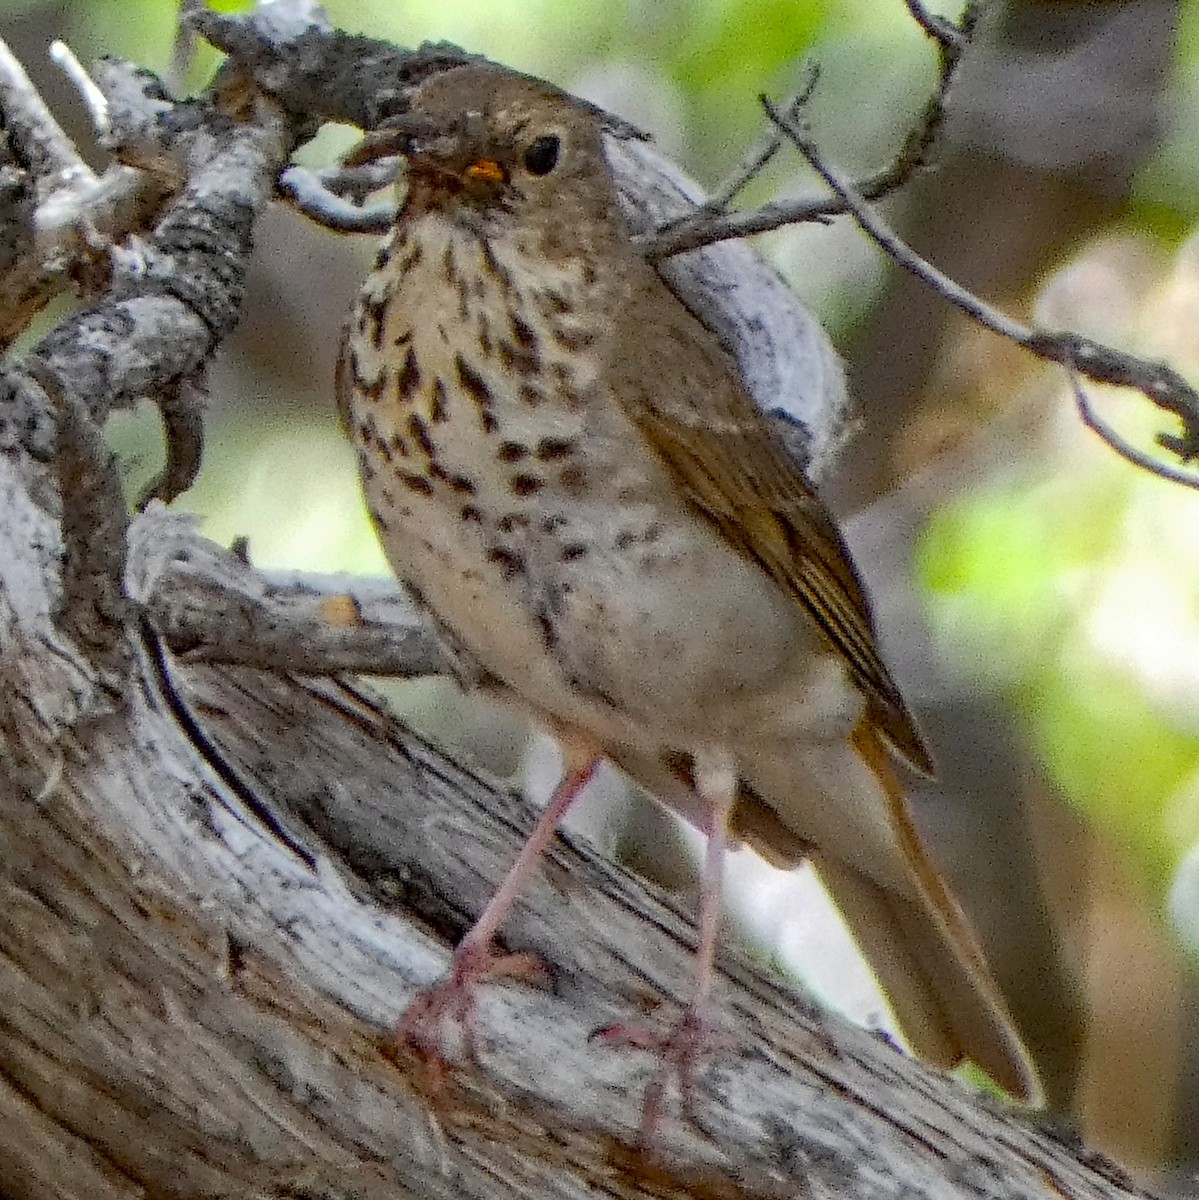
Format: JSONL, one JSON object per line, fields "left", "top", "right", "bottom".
{"left": 129, "top": 506, "right": 448, "bottom": 677}
{"left": 641, "top": 0, "right": 976, "bottom": 260}
{"left": 761, "top": 96, "right": 1199, "bottom": 488}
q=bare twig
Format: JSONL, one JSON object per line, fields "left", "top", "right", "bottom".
{"left": 904, "top": 0, "right": 972, "bottom": 56}
{"left": 0, "top": 36, "right": 93, "bottom": 194}
{"left": 136, "top": 376, "right": 208, "bottom": 508}
{"left": 303, "top": 157, "right": 398, "bottom": 202}
{"left": 763, "top": 98, "right": 1199, "bottom": 487}
{"left": 1069, "top": 375, "right": 1199, "bottom": 489}
{"left": 49, "top": 40, "right": 111, "bottom": 140}
{"left": 278, "top": 163, "right": 394, "bottom": 233}
{"left": 0, "top": 37, "right": 177, "bottom": 348}
{"left": 760, "top": 99, "right": 1023, "bottom": 337}
{"left": 643, "top": 2, "right": 972, "bottom": 260}
{"left": 693, "top": 65, "right": 820, "bottom": 216}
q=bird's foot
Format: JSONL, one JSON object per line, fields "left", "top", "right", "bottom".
{"left": 388, "top": 938, "right": 549, "bottom": 1079}
{"left": 593, "top": 1005, "right": 730, "bottom": 1146}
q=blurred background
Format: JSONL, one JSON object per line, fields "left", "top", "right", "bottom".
{"left": 5, "top": 0, "right": 1199, "bottom": 1184}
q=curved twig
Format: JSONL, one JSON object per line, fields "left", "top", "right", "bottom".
{"left": 642, "top": 1, "right": 972, "bottom": 260}
{"left": 761, "top": 97, "right": 1199, "bottom": 487}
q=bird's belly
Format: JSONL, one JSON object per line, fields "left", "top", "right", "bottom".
{"left": 347, "top": 217, "right": 854, "bottom": 752}
{"left": 365, "top": 456, "right": 852, "bottom": 754}
{"left": 529, "top": 504, "right": 824, "bottom": 733}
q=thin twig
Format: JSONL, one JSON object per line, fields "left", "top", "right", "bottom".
{"left": 645, "top": 104, "right": 942, "bottom": 258}
{"left": 165, "top": 16, "right": 201, "bottom": 96}
{"left": 763, "top": 97, "right": 1199, "bottom": 488}
{"left": 0, "top": 36, "right": 94, "bottom": 193}
{"left": 904, "top": 0, "right": 971, "bottom": 56}
{"left": 0, "top": 37, "right": 180, "bottom": 349}
{"left": 1070, "top": 375, "right": 1199, "bottom": 491}
{"left": 49, "top": 41, "right": 111, "bottom": 141}
{"left": 311, "top": 158, "right": 399, "bottom": 202}
{"left": 137, "top": 377, "right": 208, "bottom": 508}
{"left": 644, "top": 3, "right": 970, "bottom": 260}
{"left": 278, "top": 164, "right": 394, "bottom": 233}
{"left": 694, "top": 64, "right": 820, "bottom": 216}
{"left": 761, "top": 98, "right": 1026, "bottom": 340}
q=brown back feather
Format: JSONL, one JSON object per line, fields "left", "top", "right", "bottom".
{"left": 613, "top": 282, "right": 934, "bottom": 775}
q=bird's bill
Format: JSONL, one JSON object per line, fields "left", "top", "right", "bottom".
{"left": 464, "top": 158, "right": 506, "bottom": 184}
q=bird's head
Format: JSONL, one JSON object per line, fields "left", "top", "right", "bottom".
{"left": 386, "top": 66, "right": 627, "bottom": 250}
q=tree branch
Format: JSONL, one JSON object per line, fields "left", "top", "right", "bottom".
{"left": 760, "top": 96, "right": 1199, "bottom": 489}
{"left": 0, "top": 40, "right": 176, "bottom": 350}
{"left": 128, "top": 506, "right": 449, "bottom": 677}
{"left": 642, "top": 0, "right": 975, "bottom": 260}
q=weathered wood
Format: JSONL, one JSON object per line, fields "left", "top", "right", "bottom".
{"left": 0, "top": 489, "right": 1151, "bottom": 1198}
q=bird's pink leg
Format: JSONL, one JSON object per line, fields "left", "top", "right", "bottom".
{"left": 394, "top": 744, "right": 601, "bottom": 1068}
{"left": 597, "top": 748, "right": 738, "bottom": 1145}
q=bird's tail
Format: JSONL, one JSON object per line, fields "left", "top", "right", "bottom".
{"left": 735, "top": 721, "right": 1039, "bottom": 1103}
{"left": 609, "top": 722, "right": 1040, "bottom": 1102}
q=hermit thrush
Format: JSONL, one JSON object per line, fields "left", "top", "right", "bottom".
{"left": 336, "top": 64, "right": 1038, "bottom": 1109}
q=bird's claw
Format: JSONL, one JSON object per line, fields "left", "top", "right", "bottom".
{"left": 593, "top": 1005, "right": 730, "bottom": 1146}
{"left": 389, "top": 939, "right": 550, "bottom": 1077}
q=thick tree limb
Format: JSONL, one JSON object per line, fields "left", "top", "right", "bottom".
{"left": 0, "top": 593, "right": 1152, "bottom": 1198}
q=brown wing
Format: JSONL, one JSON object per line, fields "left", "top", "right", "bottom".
{"left": 614, "top": 287, "right": 933, "bottom": 776}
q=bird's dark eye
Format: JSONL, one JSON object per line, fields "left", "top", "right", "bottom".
{"left": 523, "top": 135, "right": 561, "bottom": 176}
